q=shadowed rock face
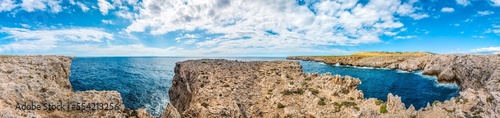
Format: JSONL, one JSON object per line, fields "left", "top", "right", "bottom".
{"left": 0, "top": 56, "right": 151, "bottom": 118}
{"left": 163, "top": 59, "right": 499, "bottom": 118}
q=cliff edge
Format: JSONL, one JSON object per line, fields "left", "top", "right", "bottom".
{"left": 162, "top": 59, "right": 499, "bottom": 117}
{"left": 0, "top": 56, "right": 151, "bottom": 118}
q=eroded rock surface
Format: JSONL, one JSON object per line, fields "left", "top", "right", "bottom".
{"left": 0, "top": 56, "right": 152, "bottom": 118}
{"left": 162, "top": 59, "right": 499, "bottom": 117}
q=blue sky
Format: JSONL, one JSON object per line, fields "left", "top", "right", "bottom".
{"left": 0, "top": 0, "right": 499, "bottom": 56}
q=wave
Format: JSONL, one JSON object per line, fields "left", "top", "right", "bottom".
{"left": 396, "top": 70, "right": 410, "bottom": 73}
{"left": 434, "top": 82, "right": 460, "bottom": 89}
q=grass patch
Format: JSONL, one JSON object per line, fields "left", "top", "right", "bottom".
{"left": 281, "top": 89, "right": 304, "bottom": 95}
{"left": 308, "top": 88, "right": 319, "bottom": 95}
{"left": 277, "top": 103, "right": 285, "bottom": 108}
{"left": 380, "top": 103, "right": 388, "bottom": 114}
{"left": 301, "top": 82, "right": 308, "bottom": 86}
{"left": 317, "top": 98, "right": 326, "bottom": 106}
{"left": 375, "top": 100, "right": 382, "bottom": 105}
{"left": 433, "top": 100, "right": 439, "bottom": 105}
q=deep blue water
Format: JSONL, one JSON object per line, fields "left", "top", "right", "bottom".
{"left": 298, "top": 61, "right": 460, "bottom": 109}
{"left": 69, "top": 57, "right": 460, "bottom": 117}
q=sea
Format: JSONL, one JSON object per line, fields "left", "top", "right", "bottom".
{"left": 69, "top": 57, "right": 459, "bottom": 117}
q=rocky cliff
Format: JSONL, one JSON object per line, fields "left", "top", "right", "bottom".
{"left": 162, "top": 59, "right": 499, "bottom": 117}
{"left": 0, "top": 56, "right": 151, "bottom": 118}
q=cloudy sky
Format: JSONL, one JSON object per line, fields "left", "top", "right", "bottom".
{"left": 0, "top": 0, "right": 499, "bottom": 56}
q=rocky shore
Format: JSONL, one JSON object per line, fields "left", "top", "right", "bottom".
{"left": 287, "top": 52, "right": 499, "bottom": 93}
{"left": 0, "top": 56, "right": 151, "bottom": 118}
{"left": 162, "top": 58, "right": 499, "bottom": 117}
{"left": 2, "top": 54, "right": 498, "bottom": 117}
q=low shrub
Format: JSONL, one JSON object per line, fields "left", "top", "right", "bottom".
{"left": 380, "top": 104, "right": 387, "bottom": 113}
{"left": 277, "top": 103, "right": 285, "bottom": 108}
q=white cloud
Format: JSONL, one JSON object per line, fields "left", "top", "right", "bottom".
{"left": 395, "top": 35, "right": 417, "bottom": 39}
{"left": 0, "top": 27, "right": 113, "bottom": 51}
{"left": 491, "top": 0, "right": 500, "bottom": 6}
{"left": 76, "top": 2, "right": 90, "bottom": 12}
{"left": 409, "top": 13, "right": 429, "bottom": 20}
{"left": 125, "top": 0, "right": 426, "bottom": 53}
{"left": 456, "top": 0, "right": 470, "bottom": 6}
{"left": 477, "top": 11, "right": 494, "bottom": 16}
{"left": 0, "top": 0, "right": 18, "bottom": 12}
{"left": 102, "top": 19, "right": 114, "bottom": 24}
{"left": 98, "top": 0, "right": 114, "bottom": 15}
{"left": 20, "top": 0, "right": 62, "bottom": 13}
{"left": 470, "top": 47, "right": 500, "bottom": 54}
{"left": 441, "top": 7, "right": 454, "bottom": 12}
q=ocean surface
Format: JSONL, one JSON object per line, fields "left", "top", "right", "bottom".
{"left": 69, "top": 57, "right": 459, "bottom": 116}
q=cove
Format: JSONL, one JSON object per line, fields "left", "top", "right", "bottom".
{"left": 297, "top": 60, "right": 460, "bottom": 110}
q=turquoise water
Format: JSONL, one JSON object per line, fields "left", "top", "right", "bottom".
{"left": 298, "top": 61, "right": 460, "bottom": 109}
{"left": 69, "top": 57, "right": 459, "bottom": 116}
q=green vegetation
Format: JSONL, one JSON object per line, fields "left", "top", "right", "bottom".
{"left": 201, "top": 102, "right": 209, "bottom": 108}
{"left": 317, "top": 98, "right": 326, "bottom": 106}
{"left": 354, "top": 107, "right": 360, "bottom": 111}
{"left": 487, "top": 97, "right": 494, "bottom": 103}
{"left": 351, "top": 51, "right": 434, "bottom": 57}
{"left": 380, "top": 104, "right": 388, "bottom": 113}
{"left": 305, "top": 77, "right": 312, "bottom": 81}
{"left": 28, "top": 75, "right": 33, "bottom": 79}
{"left": 301, "top": 82, "right": 308, "bottom": 86}
{"left": 308, "top": 88, "right": 319, "bottom": 95}
{"left": 433, "top": 100, "right": 439, "bottom": 105}
{"left": 289, "top": 82, "right": 294, "bottom": 85}
{"left": 340, "top": 101, "right": 357, "bottom": 107}
{"left": 277, "top": 103, "right": 285, "bottom": 108}
{"left": 282, "top": 89, "right": 304, "bottom": 95}
{"left": 285, "top": 114, "right": 293, "bottom": 118}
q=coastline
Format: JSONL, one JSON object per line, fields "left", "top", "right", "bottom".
{"left": 1, "top": 54, "right": 498, "bottom": 117}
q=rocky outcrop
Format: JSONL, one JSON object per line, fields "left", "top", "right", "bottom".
{"left": 162, "top": 59, "right": 499, "bottom": 117}
{"left": 0, "top": 56, "right": 151, "bottom": 118}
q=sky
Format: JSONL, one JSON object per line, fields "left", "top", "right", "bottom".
{"left": 0, "top": 0, "right": 499, "bottom": 56}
